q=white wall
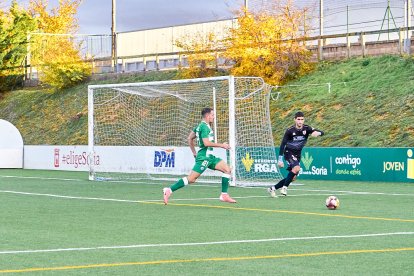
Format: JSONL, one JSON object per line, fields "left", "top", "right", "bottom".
{"left": 24, "top": 145, "right": 226, "bottom": 177}
{"left": 0, "top": 119, "right": 23, "bottom": 168}
{"left": 117, "top": 19, "right": 236, "bottom": 57}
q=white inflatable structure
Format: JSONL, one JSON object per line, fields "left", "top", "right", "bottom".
{"left": 0, "top": 119, "right": 23, "bottom": 168}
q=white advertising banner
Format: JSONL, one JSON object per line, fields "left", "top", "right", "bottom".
{"left": 24, "top": 145, "right": 91, "bottom": 171}
{"left": 24, "top": 145, "right": 227, "bottom": 176}
{"left": 0, "top": 149, "right": 23, "bottom": 168}
{"left": 0, "top": 119, "right": 24, "bottom": 168}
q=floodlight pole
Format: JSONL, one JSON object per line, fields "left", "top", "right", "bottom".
{"left": 405, "top": 0, "right": 412, "bottom": 54}
{"left": 111, "top": 0, "right": 117, "bottom": 73}
{"left": 319, "top": 0, "right": 324, "bottom": 37}
{"left": 318, "top": 0, "right": 324, "bottom": 60}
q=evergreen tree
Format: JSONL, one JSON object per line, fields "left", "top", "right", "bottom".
{"left": 0, "top": 1, "right": 36, "bottom": 92}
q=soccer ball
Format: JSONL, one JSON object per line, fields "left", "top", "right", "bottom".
{"left": 325, "top": 196, "right": 340, "bottom": 210}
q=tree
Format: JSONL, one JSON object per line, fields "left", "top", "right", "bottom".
{"left": 223, "top": 2, "right": 313, "bottom": 85}
{"left": 0, "top": 1, "right": 37, "bottom": 92}
{"left": 175, "top": 1, "right": 313, "bottom": 85}
{"left": 175, "top": 32, "right": 223, "bottom": 79}
{"left": 29, "top": 0, "right": 91, "bottom": 89}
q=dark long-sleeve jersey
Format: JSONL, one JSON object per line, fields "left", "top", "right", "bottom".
{"left": 279, "top": 125, "right": 317, "bottom": 156}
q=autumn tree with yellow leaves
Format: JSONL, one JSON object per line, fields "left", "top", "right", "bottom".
{"left": 175, "top": 32, "right": 223, "bottom": 79}
{"left": 224, "top": 3, "right": 312, "bottom": 85}
{"left": 29, "top": 0, "right": 91, "bottom": 89}
{"left": 176, "top": 1, "right": 313, "bottom": 85}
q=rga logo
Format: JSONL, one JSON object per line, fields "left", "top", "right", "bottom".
{"left": 154, "top": 149, "right": 175, "bottom": 167}
{"left": 241, "top": 152, "right": 278, "bottom": 173}
{"left": 299, "top": 152, "right": 327, "bottom": 175}
{"left": 242, "top": 152, "right": 254, "bottom": 172}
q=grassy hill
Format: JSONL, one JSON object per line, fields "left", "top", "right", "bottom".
{"left": 270, "top": 55, "right": 414, "bottom": 147}
{"left": 0, "top": 55, "right": 413, "bottom": 147}
{"left": 0, "top": 71, "right": 182, "bottom": 145}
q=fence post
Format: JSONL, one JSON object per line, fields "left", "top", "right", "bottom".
{"left": 346, "top": 34, "right": 351, "bottom": 58}
{"left": 360, "top": 32, "right": 366, "bottom": 57}
{"left": 404, "top": 37, "right": 412, "bottom": 54}
{"left": 318, "top": 38, "right": 324, "bottom": 60}
{"left": 91, "top": 60, "right": 95, "bottom": 74}
{"left": 404, "top": 28, "right": 412, "bottom": 55}
{"left": 27, "top": 33, "right": 33, "bottom": 81}
{"left": 399, "top": 28, "right": 404, "bottom": 55}
{"left": 121, "top": 58, "right": 125, "bottom": 72}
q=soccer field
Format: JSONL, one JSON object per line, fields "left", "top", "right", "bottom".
{"left": 0, "top": 169, "right": 413, "bottom": 275}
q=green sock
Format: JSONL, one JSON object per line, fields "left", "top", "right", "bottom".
{"left": 170, "top": 178, "right": 185, "bottom": 192}
{"left": 221, "top": 175, "right": 230, "bottom": 193}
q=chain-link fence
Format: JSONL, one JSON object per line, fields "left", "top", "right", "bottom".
{"left": 23, "top": 1, "right": 413, "bottom": 80}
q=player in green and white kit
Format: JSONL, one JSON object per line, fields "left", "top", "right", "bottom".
{"left": 163, "top": 107, "right": 237, "bottom": 204}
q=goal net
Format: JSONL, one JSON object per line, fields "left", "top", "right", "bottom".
{"left": 88, "top": 76, "right": 283, "bottom": 186}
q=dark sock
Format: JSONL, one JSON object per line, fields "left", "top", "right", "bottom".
{"left": 274, "top": 178, "right": 286, "bottom": 190}
{"left": 284, "top": 171, "right": 296, "bottom": 187}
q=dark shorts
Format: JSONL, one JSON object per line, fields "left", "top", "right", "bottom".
{"left": 283, "top": 150, "right": 301, "bottom": 171}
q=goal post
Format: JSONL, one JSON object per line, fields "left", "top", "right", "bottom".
{"left": 88, "top": 76, "right": 283, "bottom": 186}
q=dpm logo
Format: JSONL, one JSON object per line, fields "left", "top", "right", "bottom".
{"left": 154, "top": 149, "right": 175, "bottom": 167}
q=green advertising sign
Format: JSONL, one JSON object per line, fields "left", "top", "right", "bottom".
{"left": 236, "top": 147, "right": 414, "bottom": 183}
{"left": 297, "top": 147, "right": 414, "bottom": 183}
{"left": 236, "top": 147, "right": 278, "bottom": 180}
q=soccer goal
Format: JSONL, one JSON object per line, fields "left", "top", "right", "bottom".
{"left": 88, "top": 76, "right": 283, "bottom": 186}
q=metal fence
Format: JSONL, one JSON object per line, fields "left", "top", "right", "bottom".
{"left": 24, "top": 26, "right": 413, "bottom": 81}
{"left": 24, "top": 0, "right": 414, "bottom": 79}
{"left": 90, "top": 26, "right": 414, "bottom": 76}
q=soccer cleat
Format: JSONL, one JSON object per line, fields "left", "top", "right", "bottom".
{"left": 219, "top": 193, "right": 237, "bottom": 203}
{"left": 280, "top": 186, "right": 288, "bottom": 196}
{"left": 163, "top": 187, "right": 172, "bottom": 205}
{"left": 267, "top": 186, "right": 277, "bottom": 198}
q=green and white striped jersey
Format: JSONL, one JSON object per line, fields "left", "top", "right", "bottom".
{"left": 193, "top": 121, "right": 214, "bottom": 159}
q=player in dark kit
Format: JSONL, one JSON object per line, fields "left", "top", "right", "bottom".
{"left": 268, "top": 111, "right": 324, "bottom": 197}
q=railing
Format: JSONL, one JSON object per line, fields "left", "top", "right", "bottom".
{"left": 110, "top": 26, "right": 414, "bottom": 74}
{"left": 24, "top": 26, "right": 414, "bottom": 80}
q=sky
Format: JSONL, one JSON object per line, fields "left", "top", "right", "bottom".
{"left": 1, "top": 0, "right": 410, "bottom": 35}
{"left": 2, "top": 0, "right": 244, "bottom": 34}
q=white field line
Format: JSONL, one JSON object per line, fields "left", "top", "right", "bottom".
{"left": 1, "top": 174, "right": 413, "bottom": 197}
{"left": 0, "top": 232, "right": 413, "bottom": 255}
{"left": 289, "top": 188, "right": 414, "bottom": 197}
{"left": 0, "top": 175, "right": 83, "bottom": 182}
{"left": 0, "top": 175, "right": 218, "bottom": 187}
{"left": 0, "top": 190, "right": 361, "bottom": 204}
{"left": 1, "top": 174, "right": 413, "bottom": 196}
{"left": 0, "top": 190, "right": 141, "bottom": 203}
{"left": 0, "top": 175, "right": 155, "bottom": 185}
